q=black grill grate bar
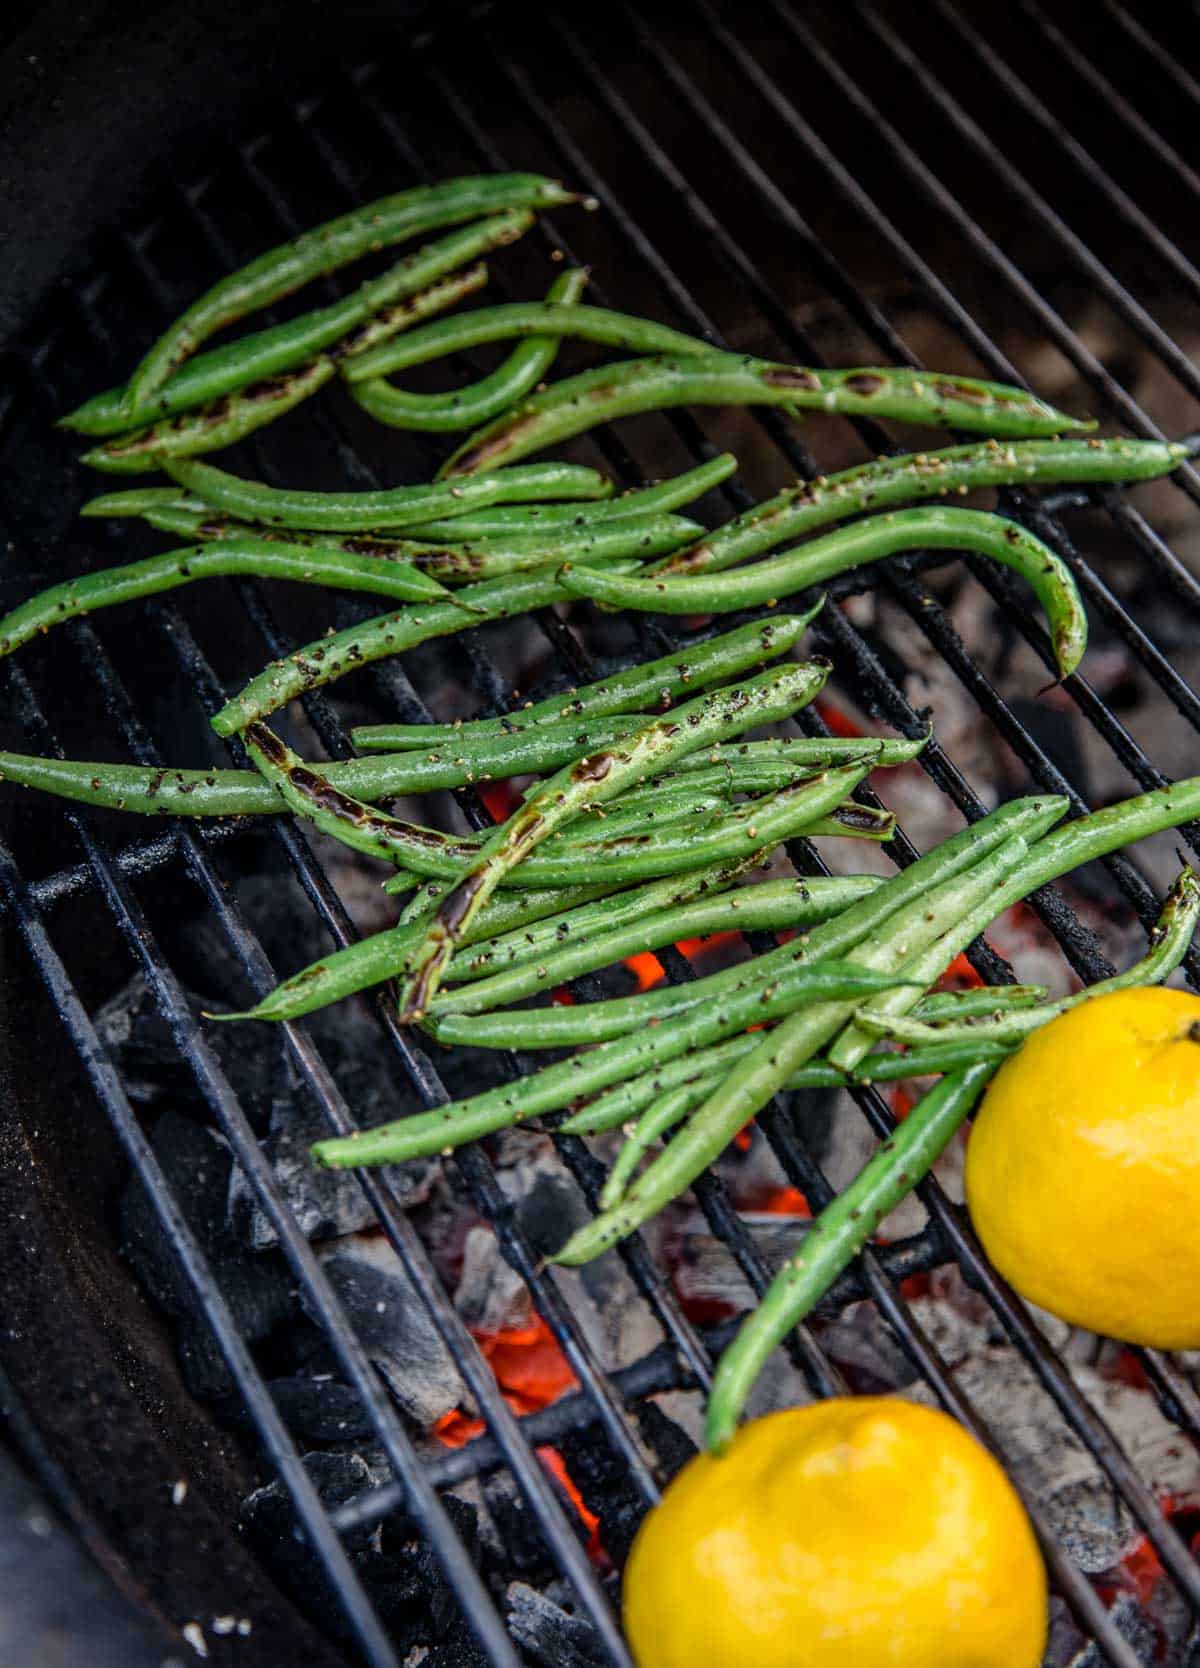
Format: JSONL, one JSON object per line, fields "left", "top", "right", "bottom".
{"left": 1021, "top": 0, "right": 1200, "bottom": 200}
{"left": 1102, "top": 0, "right": 1200, "bottom": 107}
{"left": 475, "top": 2, "right": 1200, "bottom": 1624}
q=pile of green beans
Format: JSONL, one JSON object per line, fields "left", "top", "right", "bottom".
{"left": 33, "top": 172, "right": 1200, "bottom": 1464}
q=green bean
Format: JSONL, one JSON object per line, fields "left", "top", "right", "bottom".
{"left": 601, "top": 1080, "right": 713, "bottom": 1210}
{"left": 548, "top": 821, "right": 1055, "bottom": 1266}
{"left": 349, "top": 267, "right": 587, "bottom": 431}
{"left": 121, "top": 173, "right": 577, "bottom": 415}
{"left": 81, "top": 265, "right": 490, "bottom": 473}
{"left": 225, "top": 877, "right": 634, "bottom": 1024}
{"left": 309, "top": 958, "right": 919, "bottom": 1170}
{"left": 672, "top": 734, "right": 930, "bottom": 774}
{"left": 0, "top": 539, "right": 484, "bottom": 660}
{"left": 210, "top": 564, "right": 634, "bottom": 734}
{"left": 704, "top": 1063, "right": 997, "bottom": 1453}
{"left": 166, "top": 456, "right": 613, "bottom": 533}
{"left": 350, "top": 610, "right": 818, "bottom": 752}
{"left": 908, "top": 984, "right": 1047, "bottom": 1021}
{"left": 342, "top": 298, "right": 716, "bottom": 384}
{"left": 449, "top": 870, "right": 877, "bottom": 985}
{"left": 0, "top": 716, "right": 652, "bottom": 818}
{"left": 565, "top": 1034, "right": 1016, "bottom": 1139}
{"left": 650, "top": 438, "right": 1189, "bottom": 579}
{"left": 398, "top": 454, "right": 738, "bottom": 537}
{"left": 396, "top": 662, "right": 834, "bottom": 1019}
{"left": 446, "top": 857, "right": 764, "bottom": 981}
{"left": 855, "top": 869, "right": 1200, "bottom": 1049}
{"left": 430, "top": 872, "right": 887, "bottom": 1015}
{"left": 81, "top": 487, "right": 209, "bottom": 518}
{"left": 559, "top": 505, "right": 1088, "bottom": 680}
{"left": 437, "top": 796, "right": 1065, "bottom": 1048}
{"left": 60, "top": 211, "right": 539, "bottom": 436}
{"left": 439, "top": 355, "right": 1093, "bottom": 478}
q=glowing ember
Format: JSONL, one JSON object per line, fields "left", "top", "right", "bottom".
{"left": 889, "top": 1085, "right": 916, "bottom": 1121}
{"left": 814, "top": 700, "right": 862, "bottom": 739}
{"left": 747, "top": 1184, "right": 810, "bottom": 1217}
{"left": 937, "top": 951, "right": 985, "bottom": 991}
{"left": 478, "top": 780, "right": 521, "bottom": 823}
{"left": 430, "top": 1315, "right": 604, "bottom": 1559}
{"left": 623, "top": 950, "right": 666, "bottom": 992}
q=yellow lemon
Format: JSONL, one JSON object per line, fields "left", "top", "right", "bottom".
{"left": 966, "top": 985, "right": 1200, "bottom": 1348}
{"left": 622, "top": 1398, "right": 1046, "bottom": 1668}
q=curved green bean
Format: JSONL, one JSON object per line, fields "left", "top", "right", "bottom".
{"left": 121, "top": 173, "right": 577, "bottom": 415}
{"left": 0, "top": 539, "right": 476, "bottom": 660}
{"left": 211, "top": 565, "right": 631, "bottom": 735}
{"left": 310, "top": 958, "right": 918, "bottom": 1170}
{"left": 601, "top": 1080, "right": 711, "bottom": 1211}
{"left": 398, "top": 454, "right": 738, "bottom": 537}
{"left": 60, "top": 210, "right": 538, "bottom": 436}
{"left": 909, "top": 984, "right": 1047, "bottom": 1022}
{"left": 650, "top": 438, "right": 1189, "bottom": 579}
{"left": 559, "top": 505, "right": 1088, "bottom": 680}
{"left": 436, "top": 796, "right": 1065, "bottom": 1049}
{"left": 81, "top": 265, "right": 489, "bottom": 473}
{"left": 343, "top": 298, "right": 715, "bottom": 384}
{"left": 0, "top": 716, "right": 653, "bottom": 818}
{"left": 350, "top": 609, "right": 819, "bottom": 752}
{"left": 166, "top": 456, "right": 613, "bottom": 533}
{"left": 349, "top": 266, "right": 587, "bottom": 431}
{"left": 704, "top": 1063, "right": 996, "bottom": 1453}
{"left": 855, "top": 868, "right": 1200, "bottom": 1048}
{"left": 430, "top": 873, "right": 885, "bottom": 1016}
{"left": 439, "top": 354, "right": 1092, "bottom": 477}
{"left": 396, "top": 661, "right": 834, "bottom": 1019}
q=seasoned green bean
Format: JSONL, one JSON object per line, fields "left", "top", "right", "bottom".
{"left": 121, "top": 173, "right": 577, "bottom": 415}
{"left": 908, "top": 984, "right": 1047, "bottom": 1021}
{"left": 549, "top": 823, "right": 1055, "bottom": 1265}
{"left": 0, "top": 539, "right": 476, "bottom": 660}
{"left": 349, "top": 266, "right": 587, "bottom": 431}
{"left": 672, "top": 734, "right": 929, "bottom": 774}
{"left": 310, "top": 959, "right": 918, "bottom": 1170}
{"left": 705, "top": 1063, "right": 997, "bottom": 1453}
{"left": 855, "top": 869, "right": 1200, "bottom": 1049}
{"left": 0, "top": 716, "right": 652, "bottom": 818}
{"left": 211, "top": 565, "right": 636, "bottom": 734}
{"left": 436, "top": 797, "right": 1064, "bottom": 1048}
{"left": 167, "top": 457, "right": 613, "bottom": 533}
{"left": 430, "top": 873, "right": 885, "bottom": 1015}
{"left": 397, "top": 662, "right": 835, "bottom": 1019}
{"left": 439, "top": 354, "right": 1092, "bottom": 477}
{"left": 351, "top": 610, "right": 818, "bottom": 752}
{"left": 398, "top": 454, "right": 738, "bottom": 537}
{"left": 343, "top": 298, "right": 716, "bottom": 384}
{"left": 601, "top": 1080, "right": 712, "bottom": 1210}
{"left": 82, "top": 265, "right": 489, "bottom": 472}
{"left": 61, "top": 211, "right": 538, "bottom": 436}
{"left": 560, "top": 505, "right": 1088, "bottom": 680}
{"left": 651, "top": 438, "right": 1189, "bottom": 579}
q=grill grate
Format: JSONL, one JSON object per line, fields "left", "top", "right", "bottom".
{"left": 2, "top": 4, "right": 1200, "bottom": 1665}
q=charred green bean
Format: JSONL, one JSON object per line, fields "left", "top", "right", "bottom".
{"left": 559, "top": 505, "right": 1088, "bottom": 680}
{"left": 121, "top": 173, "right": 577, "bottom": 415}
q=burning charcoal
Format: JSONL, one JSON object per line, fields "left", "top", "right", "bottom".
{"left": 454, "top": 1225, "right": 532, "bottom": 1334}
{"left": 505, "top": 1582, "right": 606, "bottom": 1668}
{"left": 310, "top": 1233, "right": 464, "bottom": 1426}
{"left": 95, "top": 971, "right": 291, "bottom": 1128}
{"left": 227, "top": 1088, "right": 439, "bottom": 1252}
{"left": 266, "top": 1375, "right": 376, "bottom": 1443}
{"left": 370, "top": 1496, "right": 489, "bottom": 1665}
{"left": 557, "top": 1405, "right": 695, "bottom": 1570}
{"left": 495, "top": 1133, "right": 591, "bottom": 1260}
{"left": 119, "top": 1110, "right": 295, "bottom": 1400}
{"left": 1065, "top": 1592, "right": 1158, "bottom": 1667}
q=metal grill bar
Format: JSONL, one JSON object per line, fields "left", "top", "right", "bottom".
{"left": 3, "top": 8, "right": 1200, "bottom": 1666}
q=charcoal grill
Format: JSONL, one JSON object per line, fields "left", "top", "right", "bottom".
{"left": 2, "top": 2, "right": 1199, "bottom": 1664}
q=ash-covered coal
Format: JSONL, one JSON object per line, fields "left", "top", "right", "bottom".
{"left": 505, "top": 1582, "right": 606, "bottom": 1668}
{"left": 119, "top": 1109, "right": 294, "bottom": 1400}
